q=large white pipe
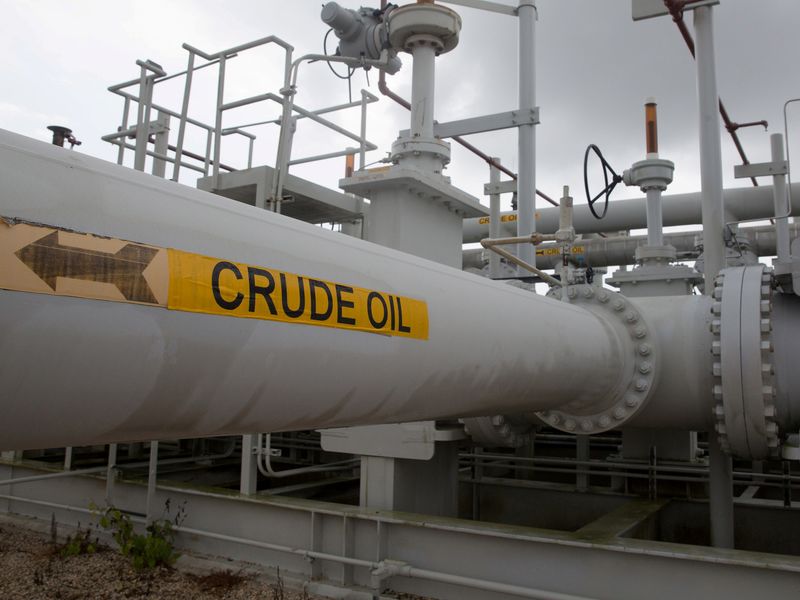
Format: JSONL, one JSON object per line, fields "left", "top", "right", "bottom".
{"left": 0, "top": 129, "right": 623, "bottom": 450}
{"left": 462, "top": 183, "right": 800, "bottom": 242}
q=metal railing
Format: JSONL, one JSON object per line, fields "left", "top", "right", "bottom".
{"left": 103, "top": 35, "right": 380, "bottom": 213}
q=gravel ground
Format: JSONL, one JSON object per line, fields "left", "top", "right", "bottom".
{"left": 0, "top": 516, "right": 320, "bottom": 600}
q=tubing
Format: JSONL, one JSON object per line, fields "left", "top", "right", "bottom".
{"left": 0, "top": 129, "right": 622, "bottom": 450}
{"left": 463, "top": 224, "right": 800, "bottom": 271}
{"left": 462, "top": 182, "right": 800, "bottom": 241}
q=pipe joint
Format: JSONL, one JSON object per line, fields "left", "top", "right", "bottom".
{"left": 538, "top": 285, "right": 659, "bottom": 434}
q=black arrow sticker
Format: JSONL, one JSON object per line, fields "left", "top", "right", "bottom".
{"left": 15, "top": 231, "right": 159, "bottom": 304}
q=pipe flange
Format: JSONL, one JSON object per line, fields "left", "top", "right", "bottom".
{"left": 711, "top": 265, "right": 778, "bottom": 458}
{"left": 536, "top": 285, "right": 658, "bottom": 435}
{"left": 461, "top": 415, "right": 532, "bottom": 448}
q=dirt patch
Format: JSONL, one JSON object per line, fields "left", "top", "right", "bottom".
{"left": 0, "top": 519, "right": 318, "bottom": 600}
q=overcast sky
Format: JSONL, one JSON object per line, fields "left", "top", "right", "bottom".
{"left": 1, "top": 0, "right": 798, "bottom": 214}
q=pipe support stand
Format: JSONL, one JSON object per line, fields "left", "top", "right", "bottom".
{"left": 538, "top": 285, "right": 658, "bottom": 434}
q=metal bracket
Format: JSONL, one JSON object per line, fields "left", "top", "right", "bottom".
{"left": 734, "top": 160, "right": 788, "bottom": 179}
{"left": 400, "top": 109, "right": 539, "bottom": 140}
{"left": 483, "top": 179, "right": 517, "bottom": 196}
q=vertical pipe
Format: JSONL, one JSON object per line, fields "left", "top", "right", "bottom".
{"left": 212, "top": 55, "right": 227, "bottom": 189}
{"left": 105, "top": 443, "right": 117, "bottom": 506}
{"left": 771, "top": 133, "right": 791, "bottom": 261}
{"left": 576, "top": 436, "right": 589, "bottom": 492}
{"left": 146, "top": 440, "right": 159, "bottom": 525}
{"left": 646, "top": 189, "right": 664, "bottom": 247}
{"left": 695, "top": 6, "right": 725, "bottom": 284}
{"left": 151, "top": 112, "right": 170, "bottom": 178}
{"left": 203, "top": 129, "right": 212, "bottom": 176}
{"left": 172, "top": 50, "right": 195, "bottom": 182}
{"left": 117, "top": 98, "right": 130, "bottom": 166}
{"left": 695, "top": 5, "right": 733, "bottom": 550}
{"left": 517, "top": 0, "right": 537, "bottom": 270}
{"left": 64, "top": 447, "right": 73, "bottom": 471}
{"left": 489, "top": 157, "right": 502, "bottom": 278}
{"left": 133, "top": 65, "right": 150, "bottom": 172}
{"left": 359, "top": 90, "right": 368, "bottom": 170}
{"left": 410, "top": 45, "right": 436, "bottom": 140}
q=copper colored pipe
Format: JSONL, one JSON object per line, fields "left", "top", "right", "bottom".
{"left": 663, "top": 0, "right": 761, "bottom": 187}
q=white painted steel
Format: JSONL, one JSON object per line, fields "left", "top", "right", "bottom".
{"left": 516, "top": 0, "right": 537, "bottom": 270}
{"left": 461, "top": 183, "right": 800, "bottom": 241}
{"left": 488, "top": 157, "right": 502, "bottom": 278}
{"left": 410, "top": 44, "right": 436, "bottom": 140}
{"left": 772, "top": 133, "right": 791, "bottom": 262}
{"left": 645, "top": 188, "right": 664, "bottom": 247}
{"left": 0, "top": 129, "right": 622, "bottom": 450}
{"left": 694, "top": 5, "right": 733, "bottom": 549}
{"left": 694, "top": 6, "right": 725, "bottom": 287}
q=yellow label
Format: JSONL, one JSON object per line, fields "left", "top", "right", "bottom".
{"left": 167, "top": 250, "right": 429, "bottom": 340}
{"left": 0, "top": 219, "right": 429, "bottom": 341}
{"left": 535, "top": 245, "right": 585, "bottom": 257}
{"left": 478, "top": 214, "right": 518, "bottom": 225}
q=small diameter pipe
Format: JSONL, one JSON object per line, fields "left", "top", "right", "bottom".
{"left": 694, "top": 6, "right": 725, "bottom": 285}
{"left": 480, "top": 235, "right": 562, "bottom": 286}
{"left": 516, "top": 0, "right": 538, "bottom": 269}
{"left": 771, "top": 133, "right": 791, "bottom": 261}
{"left": 256, "top": 433, "right": 358, "bottom": 478}
{"left": 646, "top": 188, "right": 664, "bottom": 247}
{"left": 489, "top": 157, "right": 502, "bottom": 278}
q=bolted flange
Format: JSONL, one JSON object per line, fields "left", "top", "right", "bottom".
{"left": 537, "top": 285, "right": 658, "bottom": 435}
{"left": 711, "top": 265, "right": 779, "bottom": 458}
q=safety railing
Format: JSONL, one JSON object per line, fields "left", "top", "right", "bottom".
{"left": 103, "top": 35, "right": 380, "bottom": 213}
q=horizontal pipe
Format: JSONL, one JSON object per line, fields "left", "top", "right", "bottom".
{"left": 0, "top": 129, "right": 623, "bottom": 450}
{"left": 463, "top": 183, "right": 800, "bottom": 242}
{"left": 463, "top": 224, "right": 800, "bottom": 270}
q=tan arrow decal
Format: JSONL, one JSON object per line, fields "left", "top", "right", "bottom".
{"left": 15, "top": 231, "right": 159, "bottom": 304}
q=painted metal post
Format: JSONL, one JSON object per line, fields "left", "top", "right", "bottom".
{"left": 117, "top": 98, "right": 130, "bottom": 167}
{"left": 516, "top": 0, "right": 537, "bottom": 271}
{"left": 771, "top": 133, "right": 791, "bottom": 262}
{"left": 694, "top": 4, "right": 733, "bottom": 550}
{"left": 133, "top": 65, "right": 153, "bottom": 172}
{"left": 151, "top": 112, "right": 170, "bottom": 178}
{"left": 489, "top": 157, "right": 502, "bottom": 278}
{"left": 212, "top": 55, "right": 227, "bottom": 190}
{"left": 240, "top": 434, "right": 258, "bottom": 496}
{"left": 105, "top": 443, "right": 117, "bottom": 507}
{"left": 695, "top": 6, "right": 725, "bottom": 283}
{"left": 146, "top": 440, "right": 159, "bottom": 524}
{"left": 172, "top": 50, "right": 196, "bottom": 182}
{"left": 360, "top": 90, "right": 369, "bottom": 170}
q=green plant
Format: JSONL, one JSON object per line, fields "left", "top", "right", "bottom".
{"left": 96, "top": 500, "right": 186, "bottom": 570}
{"left": 59, "top": 525, "right": 98, "bottom": 558}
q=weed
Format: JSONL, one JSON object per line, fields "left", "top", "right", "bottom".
{"left": 270, "top": 566, "right": 285, "bottom": 600}
{"left": 95, "top": 500, "right": 186, "bottom": 570}
{"left": 59, "top": 525, "right": 98, "bottom": 558}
